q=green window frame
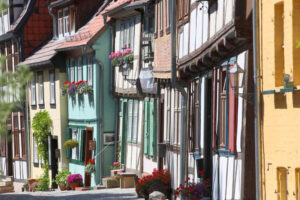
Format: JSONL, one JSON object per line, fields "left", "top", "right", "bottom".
{"left": 87, "top": 56, "right": 93, "bottom": 86}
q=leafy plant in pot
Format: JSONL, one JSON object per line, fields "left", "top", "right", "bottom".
{"left": 54, "top": 169, "right": 71, "bottom": 191}
{"left": 67, "top": 174, "right": 82, "bottom": 190}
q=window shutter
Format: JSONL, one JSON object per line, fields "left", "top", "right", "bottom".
{"left": 66, "top": 128, "right": 71, "bottom": 159}
{"left": 77, "top": 58, "right": 83, "bottom": 81}
{"left": 132, "top": 100, "right": 139, "bottom": 143}
{"left": 194, "top": 81, "right": 200, "bottom": 152}
{"left": 127, "top": 100, "right": 133, "bottom": 142}
{"left": 296, "top": 168, "right": 300, "bottom": 199}
{"left": 70, "top": 6, "right": 75, "bottom": 34}
{"left": 144, "top": 101, "right": 149, "bottom": 155}
{"left": 13, "top": 114, "right": 19, "bottom": 159}
{"left": 0, "top": 135, "right": 5, "bottom": 156}
{"left": 70, "top": 59, "right": 75, "bottom": 82}
{"left": 228, "top": 72, "right": 238, "bottom": 153}
{"left": 121, "top": 101, "right": 128, "bottom": 163}
{"left": 130, "top": 19, "right": 135, "bottom": 50}
{"left": 80, "top": 130, "right": 85, "bottom": 162}
{"left": 33, "top": 137, "right": 38, "bottom": 163}
{"left": 50, "top": 70, "right": 55, "bottom": 104}
{"left": 38, "top": 72, "right": 44, "bottom": 105}
{"left": 21, "top": 114, "right": 26, "bottom": 160}
{"left": 149, "top": 99, "right": 156, "bottom": 156}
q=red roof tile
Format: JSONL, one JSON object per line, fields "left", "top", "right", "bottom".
{"left": 19, "top": 38, "right": 66, "bottom": 66}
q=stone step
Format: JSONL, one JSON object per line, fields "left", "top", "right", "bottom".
{"left": 0, "top": 181, "right": 13, "bottom": 187}
{"left": 94, "top": 185, "right": 106, "bottom": 190}
{"left": 0, "top": 186, "right": 14, "bottom": 194}
{"left": 5, "top": 177, "right": 13, "bottom": 182}
{"left": 75, "top": 187, "right": 90, "bottom": 191}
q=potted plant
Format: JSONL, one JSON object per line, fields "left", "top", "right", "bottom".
{"left": 84, "top": 159, "right": 96, "bottom": 175}
{"left": 109, "top": 48, "right": 134, "bottom": 68}
{"left": 175, "top": 170, "right": 210, "bottom": 200}
{"left": 63, "top": 139, "right": 79, "bottom": 149}
{"left": 67, "top": 174, "right": 82, "bottom": 190}
{"left": 54, "top": 169, "right": 71, "bottom": 191}
{"left": 136, "top": 169, "right": 171, "bottom": 199}
{"left": 22, "top": 182, "right": 29, "bottom": 192}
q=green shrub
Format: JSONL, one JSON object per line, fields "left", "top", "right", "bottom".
{"left": 54, "top": 169, "right": 71, "bottom": 187}
{"left": 35, "top": 173, "right": 49, "bottom": 191}
{"left": 0, "top": 169, "right": 3, "bottom": 181}
{"left": 23, "top": 182, "right": 29, "bottom": 191}
{"left": 63, "top": 139, "right": 79, "bottom": 149}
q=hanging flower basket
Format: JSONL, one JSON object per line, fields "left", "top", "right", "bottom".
{"left": 62, "top": 80, "right": 93, "bottom": 97}
{"left": 84, "top": 159, "right": 96, "bottom": 174}
{"left": 63, "top": 139, "right": 79, "bottom": 149}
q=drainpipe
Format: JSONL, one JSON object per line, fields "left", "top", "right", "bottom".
{"left": 252, "top": 0, "right": 259, "bottom": 198}
{"left": 170, "top": 0, "right": 188, "bottom": 191}
{"left": 48, "top": 6, "right": 56, "bottom": 39}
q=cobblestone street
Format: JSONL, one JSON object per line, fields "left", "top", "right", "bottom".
{"left": 0, "top": 188, "right": 143, "bottom": 200}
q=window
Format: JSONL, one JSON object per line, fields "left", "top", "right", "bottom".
{"left": 177, "top": 0, "right": 189, "bottom": 22}
{"left": 277, "top": 167, "right": 287, "bottom": 200}
{"left": 13, "top": 113, "right": 19, "bottom": 159}
{"left": 295, "top": 168, "right": 300, "bottom": 199}
{"left": 77, "top": 57, "right": 82, "bottom": 81}
{"left": 38, "top": 72, "right": 44, "bottom": 105}
{"left": 159, "top": 0, "right": 163, "bottom": 34}
{"left": 33, "top": 138, "right": 38, "bottom": 163}
{"left": 154, "top": 0, "right": 158, "bottom": 36}
{"left": 6, "top": 42, "right": 12, "bottom": 72}
{"left": 144, "top": 99, "right": 156, "bottom": 156}
{"left": 120, "top": 18, "right": 135, "bottom": 50}
{"left": 219, "top": 70, "right": 227, "bottom": 149}
{"left": 274, "top": 2, "right": 284, "bottom": 87}
{"left": 63, "top": 8, "right": 69, "bottom": 36}
{"left": 165, "top": 0, "right": 170, "bottom": 29}
{"left": 31, "top": 74, "right": 36, "bottom": 105}
{"left": 70, "top": 128, "right": 85, "bottom": 162}
{"left": 20, "top": 113, "right": 25, "bottom": 160}
{"left": 0, "top": 135, "right": 6, "bottom": 157}
{"left": 87, "top": 57, "right": 93, "bottom": 86}
{"left": 50, "top": 70, "right": 55, "bottom": 105}
{"left": 70, "top": 59, "right": 75, "bottom": 82}
{"left": 126, "top": 100, "right": 139, "bottom": 143}
{"left": 57, "top": 6, "right": 75, "bottom": 38}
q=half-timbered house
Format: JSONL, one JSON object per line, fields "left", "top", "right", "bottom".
{"left": 104, "top": 0, "right": 159, "bottom": 177}
{"left": 176, "top": 0, "right": 255, "bottom": 199}
{"left": 0, "top": 0, "right": 53, "bottom": 192}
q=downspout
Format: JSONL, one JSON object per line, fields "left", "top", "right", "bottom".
{"left": 170, "top": 0, "right": 187, "bottom": 190}
{"left": 48, "top": 6, "right": 56, "bottom": 39}
{"left": 252, "top": 0, "right": 259, "bottom": 199}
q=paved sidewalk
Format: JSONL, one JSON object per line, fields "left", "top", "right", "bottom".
{"left": 0, "top": 188, "right": 143, "bottom": 200}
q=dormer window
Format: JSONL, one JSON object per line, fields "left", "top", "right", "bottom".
{"left": 57, "top": 5, "right": 75, "bottom": 38}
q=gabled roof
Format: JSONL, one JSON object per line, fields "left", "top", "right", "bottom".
{"left": 18, "top": 38, "right": 66, "bottom": 67}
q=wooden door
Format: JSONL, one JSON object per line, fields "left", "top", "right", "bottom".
{"left": 84, "top": 127, "right": 93, "bottom": 187}
{"left": 158, "top": 95, "right": 164, "bottom": 170}
{"left": 50, "top": 137, "right": 58, "bottom": 189}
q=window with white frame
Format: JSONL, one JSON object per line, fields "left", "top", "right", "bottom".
{"left": 50, "top": 70, "right": 55, "bottom": 104}
{"left": 70, "top": 59, "right": 75, "bottom": 82}
{"left": 38, "top": 72, "right": 44, "bottom": 105}
{"left": 71, "top": 128, "right": 79, "bottom": 160}
{"left": 77, "top": 57, "right": 82, "bottom": 81}
{"left": 31, "top": 74, "right": 36, "bottom": 105}
{"left": 57, "top": 5, "right": 75, "bottom": 38}
{"left": 70, "top": 127, "right": 85, "bottom": 162}
{"left": 87, "top": 57, "right": 93, "bottom": 86}
{"left": 33, "top": 138, "right": 38, "bottom": 163}
{"left": 127, "top": 100, "right": 139, "bottom": 143}
{"left": 160, "top": 0, "right": 163, "bottom": 33}
{"left": 120, "top": 18, "right": 135, "bottom": 50}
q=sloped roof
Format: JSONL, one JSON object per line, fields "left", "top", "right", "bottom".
{"left": 104, "top": 0, "right": 131, "bottom": 13}
{"left": 18, "top": 38, "right": 65, "bottom": 67}
{"left": 10, "top": 0, "right": 36, "bottom": 31}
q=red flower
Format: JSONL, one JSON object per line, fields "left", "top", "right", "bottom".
{"left": 87, "top": 159, "right": 95, "bottom": 165}
{"left": 64, "top": 81, "right": 69, "bottom": 85}
{"left": 199, "top": 169, "right": 205, "bottom": 176}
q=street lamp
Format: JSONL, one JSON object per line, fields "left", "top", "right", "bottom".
{"left": 229, "top": 62, "right": 244, "bottom": 90}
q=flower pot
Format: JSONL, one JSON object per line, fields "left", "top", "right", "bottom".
{"left": 58, "top": 184, "right": 70, "bottom": 191}
{"left": 71, "top": 182, "right": 80, "bottom": 190}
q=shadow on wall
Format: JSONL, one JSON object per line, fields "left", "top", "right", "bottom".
{"left": 274, "top": 93, "right": 287, "bottom": 109}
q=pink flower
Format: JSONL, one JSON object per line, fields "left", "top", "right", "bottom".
{"left": 113, "top": 161, "right": 119, "bottom": 166}
{"left": 117, "top": 171, "right": 123, "bottom": 174}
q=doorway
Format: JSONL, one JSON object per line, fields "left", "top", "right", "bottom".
{"left": 84, "top": 127, "right": 93, "bottom": 187}
{"left": 7, "top": 130, "right": 13, "bottom": 176}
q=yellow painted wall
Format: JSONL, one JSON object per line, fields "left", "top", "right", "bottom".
{"left": 27, "top": 68, "right": 67, "bottom": 181}
{"left": 259, "top": 0, "right": 300, "bottom": 199}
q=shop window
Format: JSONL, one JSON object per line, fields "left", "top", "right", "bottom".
{"left": 274, "top": 2, "right": 284, "bottom": 87}
{"left": 293, "top": 0, "right": 300, "bottom": 85}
